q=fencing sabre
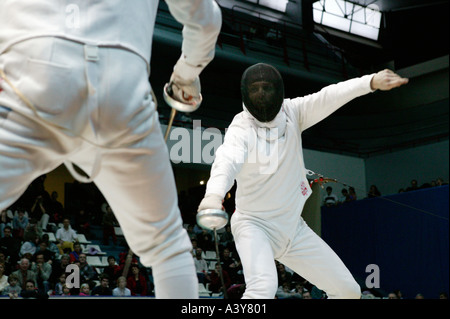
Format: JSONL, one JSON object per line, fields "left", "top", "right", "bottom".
{"left": 162, "top": 81, "right": 202, "bottom": 140}
{"left": 196, "top": 209, "right": 229, "bottom": 298}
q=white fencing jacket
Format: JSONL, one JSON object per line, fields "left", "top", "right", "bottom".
{"left": 206, "top": 74, "right": 375, "bottom": 232}
{"left": 0, "top": 0, "right": 222, "bottom": 80}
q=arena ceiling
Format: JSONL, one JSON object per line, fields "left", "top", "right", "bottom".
{"left": 151, "top": 0, "right": 449, "bottom": 158}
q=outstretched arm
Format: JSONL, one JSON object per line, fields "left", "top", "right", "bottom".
{"left": 289, "top": 69, "right": 408, "bottom": 132}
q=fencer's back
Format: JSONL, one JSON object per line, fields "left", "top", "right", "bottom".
{"left": 0, "top": 0, "right": 158, "bottom": 63}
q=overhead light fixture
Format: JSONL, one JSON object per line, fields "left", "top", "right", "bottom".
{"left": 313, "top": 0, "right": 382, "bottom": 41}
{"left": 243, "top": 0, "right": 289, "bottom": 13}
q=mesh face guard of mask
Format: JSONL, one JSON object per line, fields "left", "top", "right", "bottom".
{"left": 240, "top": 63, "right": 284, "bottom": 122}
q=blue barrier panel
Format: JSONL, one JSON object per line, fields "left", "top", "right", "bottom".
{"left": 321, "top": 185, "right": 449, "bottom": 299}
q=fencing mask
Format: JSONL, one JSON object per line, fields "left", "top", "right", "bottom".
{"left": 241, "top": 63, "right": 284, "bottom": 122}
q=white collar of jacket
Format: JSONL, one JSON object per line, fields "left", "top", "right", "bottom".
{"left": 243, "top": 103, "right": 287, "bottom": 141}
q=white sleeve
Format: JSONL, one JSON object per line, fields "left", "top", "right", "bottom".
{"left": 165, "top": 0, "right": 222, "bottom": 82}
{"left": 289, "top": 74, "right": 375, "bottom": 132}
{"left": 205, "top": 124, "right": 249, "bottom": 198}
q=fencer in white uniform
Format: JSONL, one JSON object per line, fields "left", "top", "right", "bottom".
{"left": 198, "top": 63, "right": 408, "bottom": 299}
{"left": 0, "top": 0, "right": 221, "bottom": 298}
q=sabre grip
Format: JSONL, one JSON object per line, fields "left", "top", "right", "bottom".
{"left": 198, "top": 193, "right": 223, "bottom": 212}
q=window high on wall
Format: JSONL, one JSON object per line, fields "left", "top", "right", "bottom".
{"left": 243, "top": 0, "right": 289, "bottom": 13}
{"left": 313, "top": 0, "right": 382, "bottom": 41}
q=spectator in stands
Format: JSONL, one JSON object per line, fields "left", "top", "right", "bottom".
{"left": 74, "top": 208, "right": 91, "bottom": 238}
{"left": 436, "top": 177, "right": 447, "bottom": 186}
{"left": 218, "top": 225, "right": 234, "bottom": 251}
{"left": 302, "top": 290, "right": 312, "bottom": 299}
{"left": 78, "top": 253, "right": 98, "bottom": 289}
{"left": 23, "top": 217, "right": 43, "bottom": 244}
{"left": 276, "top": 262, "right": 292, "bottom": 285}
{"left": 41, "top": 233, "right": 60, "bottom": 261}
{"left": 197, "top": 229, "right": 215, "bottom": 251}
{"left": 127, "top": 263, "right": 148, "bottom": 296}
{"left": 49, "top": 254, "right": 70, "bottom": 288}
{"left": 367, "top": 185, "right": 381, "bottom": 198}
{"left": 113, "top": 276, "right": 131, "bottom": 297}
{"left": 276, "top": 281, "right": 302, "bottom": 299}
{"left": 118, "top": 245, "right": 138, "bottom": 277}
{"left": 0, "top": 226, "right": 20, "bottom": 266}
{"left": 0, "top": 262, "right": 8, "bottom": 294}
{"left": 190, "top": 238, "right": 199, "bottom": 257}
{"left": 69, "top": 242, "right": 83, "bottom": 263}
{"left": 439, "top": 292, "right": 448, "bottom": 299}
{"left": 91, "top": 274, "right": 113, "bottom": 296}
{"left": 34, "top": 238, "right": 56, "bottom": 264}
{"left": 323, "top": 186, "right": 338, "bottom": 207}
{"left": 53, "top": 273, "right": 66, "bottom": 296}
{"left": 406, "top": 179, "right": 419, "bottom": 192}
{"left": 102, "top": 256, "right": 121, "bottom": 288}
{"left": 20, "top": 279, "right": 49, "bottom": 299}
{"left": 31, "top": 252, "right": 52, "bottom": 294}
{"left": 186, "top": 224, "right": 197, "bottom": 241}
{"left": 393, "top": 289, "right": 403, "bottom": 299}
{"left": 387, "top": 292, "right": 399, "bottom": 299}
{"left": 230, "top": 253, "right": 244, "bottom": 284}
{"left": 30, "top": 195, "right": 50, "bottom": 232}
{"left": 220, "top": 248, "right": 238, "bottom": 283}
{"left": 194, "top": 247, "right": 210, "bottom": 287}
{"left": 61, "top": 283, "right": 71, "bottom": 296}
{"left": 19, "top": 233, "right": 40, "bottom": 258}
{"left": 348, "top": 187, "right": 357, "bottom": 201}
{"left": 47, "top": 191, "right": 65, "bottom": 226}
{"left": 0, "top": 251, "right": 13, "bottom": 276}
{"left": 291, "top": 281, "right": 307, "bottom": 297}
{"left": 415, "top": 293, "right": 425, "bottom": 299}
{"left": 0, "top": 209, "right": 13, "bottom": 238}
{"left": 193, "top": 223, "right": 205, "bottom": 236}
{"left": 79, "top": 283, "right": 91, "bottom": 296}
{"left": 208, "top": 263, "right": 231, "bottom": 294}
{"left": 12, "top": 208, "right": 28, "bottom": 239}
{"left": 1, "top": 272, "right": 21, "bottom": 298}
{"left": 12, "top": 257, "right": 37, "bottom": 290}
{"left": 339, "top": 188, "right": 350, "bottom": 204}
{"left": 102, "top": 205, "right": 118, "bottom": 246}
{"left": 310, "top": 285, "right": 326, "bottom": 299}
{"left": 56, "top": 218, "right": 78, "bottom": 254}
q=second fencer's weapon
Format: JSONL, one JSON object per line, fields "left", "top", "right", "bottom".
{"left": 197, "top": 208, "right": 229, "bottom": 298}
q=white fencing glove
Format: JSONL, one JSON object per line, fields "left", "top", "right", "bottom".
{"left": 198, "top": 193, "right": 223, "bottom": 212}
{"left": 169, "top": 56, "right": 202, "bottom": 105}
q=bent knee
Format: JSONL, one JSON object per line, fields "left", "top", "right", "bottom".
{"left": 242, "top": 280, "right": 278, "bottom": 299}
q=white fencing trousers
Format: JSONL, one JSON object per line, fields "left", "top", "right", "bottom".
{"left": 231, "top": 213, "right": 361, "bottom": 299}
{"left": 0, "top": 37, "right": 197, "bottom": 298}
